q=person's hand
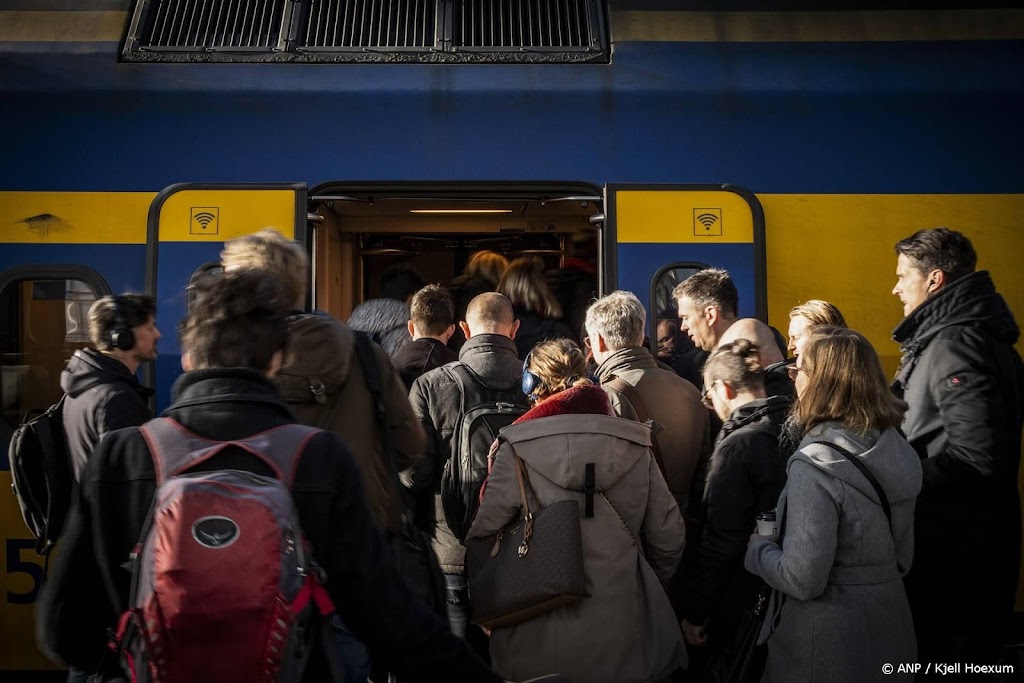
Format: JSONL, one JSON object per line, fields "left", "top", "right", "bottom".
{"left": 749, "top": 530, "right": 778, "bottom": 545}
{"left": 481, "top": 625, "right": 492, "bottom": 637}
{"left": 681, "top": 619, "right": 708, "bottom": 646}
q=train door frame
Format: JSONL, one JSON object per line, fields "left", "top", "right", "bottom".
{"left": 143, "top": 182, "right": 309, "bottom": 406}
{"left": 602, "top": 183, "right": 768, "bottom": 354}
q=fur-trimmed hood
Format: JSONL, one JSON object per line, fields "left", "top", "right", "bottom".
{"left": 515, "top": 383, "right": 614, "bottom": 422}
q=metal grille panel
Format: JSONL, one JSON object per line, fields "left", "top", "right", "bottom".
{"left": 140, "top": 0, "right": 287, "bottom": 49}
{"left": 454, "top": 0, "right": 598, "bottom": 50}
{"left": 304, "top": 0, "right": 438, "bottom": 49}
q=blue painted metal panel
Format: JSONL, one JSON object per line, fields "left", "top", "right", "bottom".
{"left": 0, "top": 244, "right": 145, "bottom": 292}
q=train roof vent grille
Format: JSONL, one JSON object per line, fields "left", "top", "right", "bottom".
{"left": 303, "top": 0, "right": 440, "bottom": 51}
{"left": 123, "top": 0, "right": 609, "bottom": 63}
{"left": 454, "top": 0, "right": 601, "bottom": 52}
{"left": 126, "top": 0, "right": 292, "bottom": 53}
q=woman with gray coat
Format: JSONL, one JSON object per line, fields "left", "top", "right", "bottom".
{"left": 468, "top": 339, "right": 687, "bottom": 683}
{"left": 745, "top": 327, "right": 922, "bottom": 682}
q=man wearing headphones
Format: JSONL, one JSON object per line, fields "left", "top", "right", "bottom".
{"left": 61, "top": 294, "right": 159, "bottom": 482}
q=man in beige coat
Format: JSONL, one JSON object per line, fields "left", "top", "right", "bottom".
{"left": 586, "top": 291, "right": 711, "bottom": 516}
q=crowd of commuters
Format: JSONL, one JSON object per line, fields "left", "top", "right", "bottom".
{"left": 31, "top": 226, "right": 1022, "bottom": 683}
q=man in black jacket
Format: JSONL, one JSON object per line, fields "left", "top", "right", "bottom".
{"left": 61, "top": 294, "right": 158, "bottom": 481}
{"left": 393, "top": 284, "right": 459, "bottom": 390}
{"left": 891, "top": 228, "right": 1023, "bottom": 666}
{"left": 36, "top": 269, "right": 502, "bottom": 683}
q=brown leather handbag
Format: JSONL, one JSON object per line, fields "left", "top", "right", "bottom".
{"left": 466, "top": 451, "right": 589, "bottom": 629}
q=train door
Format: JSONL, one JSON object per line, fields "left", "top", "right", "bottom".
{"left": 604, "top": 184, "right": 767, "bottom": 368}
{"left": 147, "top": 184, "right": 309, "bottom": 411}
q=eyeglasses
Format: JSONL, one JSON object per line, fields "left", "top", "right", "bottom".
{"left": 701, "top": 381, "right": 717, "bottom": 409}
{"left": 786, "top": 364, "right": 801, "bottom": 381}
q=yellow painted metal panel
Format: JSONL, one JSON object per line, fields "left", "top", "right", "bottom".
{"left": 0, "top": 471, "right": 53, "bottom": 670}
{"left": 0, "top": 192, "right": 153, "bottom": 245}
{"left": 157, "top": 190, "right": 297, "bottom": 242}
{"left": 611, "top": 10, "right": 1024, "bottom": 43}
{"left": 615, "top": 190, "right": 754, "bottom": 244}
{"left": 0, "top": 11, "right": 127, "bottom": 43}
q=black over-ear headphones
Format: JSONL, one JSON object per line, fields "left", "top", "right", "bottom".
{"left": 521, "top": 349, "right": 545, "bottom": 400}
{"left": 108, "top": 296, "right": 136, "bottom": 352}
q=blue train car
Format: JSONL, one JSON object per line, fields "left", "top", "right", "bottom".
{"left": 2, "top": 0, "right": 1023, "bottom": 672}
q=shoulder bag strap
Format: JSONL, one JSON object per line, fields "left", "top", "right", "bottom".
{"left": 808, "top": 440, "right": 892, "bottom": 532}
{"left": 604, "top": 376, "right": 666, "bottom": 474}
{"left": 599, "top": 491, "right": 645, "bottom": 560}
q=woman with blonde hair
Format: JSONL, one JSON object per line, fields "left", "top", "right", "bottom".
{"left": 468, "top": 339, "right": 686, "bottom": 682}
{"left": 787, "top": 299, "right": 846, "bottom": 358}
{"left": 497, "top": 257, "right": 572, "bottom": 358}
{"left": 745, "top": 327, "right": 921, "bottom": 681}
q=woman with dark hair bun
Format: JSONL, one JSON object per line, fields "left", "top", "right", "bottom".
{"left": 680, "top": 339, "right": 791, "bottom": 678}
{"left": 745, "top": 327, "right": 921, "bottom": 682}
{"left": 468, "top": 339, "right": 686, "bottom": 683}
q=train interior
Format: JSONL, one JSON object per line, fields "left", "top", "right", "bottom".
{"left": 307, "top": 184, "right": 604, "bottom": 324}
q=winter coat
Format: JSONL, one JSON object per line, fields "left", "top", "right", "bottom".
{"left": 35, "top": 369, "right": 499, "bottom": 683}
{"left": 745, "top": 423, "right": 922, "bottom": 683}
{"left": 468, "top": 384, "right": 688, "bottom": 683}
{"left": 892, "top": 270, "right": 1023, "bottom": 625}
{"left": 511, "top": 309, "right": 573, "bottom": 359}
{"left": 348, "top": 297, "right": 412, "bottom": 357}
{"left": 392, "top": 337, "right": 458, "bottom": 391}
{"left": 60, "top": 348, "right": 153, "bottom": 481}
{"left": 595, "top": 347, "right": 711, "bottom": 516}
{"left": 274, "top": 312, "right": 424, "bottom": 533}
{"left": 408, "top": 333, "right": 526, "bottom": 573}
{"left": 682, "top": 395, "right": 790, "bottom": 645}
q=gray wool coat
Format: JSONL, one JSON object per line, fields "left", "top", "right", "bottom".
{"left": 468, "top": 413, "right": 687, "bottom": 683}
{"left": 745, "top": 423, "right": 922, "bottom": 683}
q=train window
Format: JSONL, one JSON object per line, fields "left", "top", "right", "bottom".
{"left": 650, "top": 263, "right": 709, "bottom": 386}
{"left": 123, "top": 0, "right": 609, "bottom": 64}
{"left": 0, "top": 270, "right": 108, "bottom": 435}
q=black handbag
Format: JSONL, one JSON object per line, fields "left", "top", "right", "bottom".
{"left": 466, "top": 451, "right": 589, "bottom": 628}
{"left": 710, "top": 584, "right": 769, "bottom": 683}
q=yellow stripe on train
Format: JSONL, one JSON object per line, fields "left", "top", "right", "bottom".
{"left": 0, "top": 192, "right": 154, "bottom": 245}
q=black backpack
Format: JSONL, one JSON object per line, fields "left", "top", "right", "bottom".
{"left": 9, "top": 395, "right": 73, "bottom": 556}
{"left": 440, "top": 363, "right": 529, "bottom": 542}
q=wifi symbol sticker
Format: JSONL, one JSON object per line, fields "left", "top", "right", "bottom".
{"left": 693, "top": 208, "right": 723, "bottom": 237}
{"left": 190, "top": 207, "right": 220, "bottom": 235}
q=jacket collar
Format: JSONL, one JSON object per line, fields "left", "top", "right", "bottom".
{"left": 595, "top": 346, "right": 657, "bottom": 382}
{"left": 515, "top": 384, "right": 614, "bottom": 422}
{"left": 168, "top": 368, "right": 293, "bottom": 415}
{"left": 459, "top": 333, "right": 519, "bottom": 362}
{"left": 892, "top": 270, "right": 1019, "bottom": 347}
{"left": 720, "top": 395, "right": 791, "bottom": 441}
{"left": 60, "top": 347, "right": 153, "bottom": 398}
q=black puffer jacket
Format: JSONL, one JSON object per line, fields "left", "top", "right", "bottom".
{"left": 682, "top": 395, "right": 791, "bottom": 640}
{"left": 892, "top": 270, "right": 1023, "bottom": 619}
{"left": 36, "top": 369, "right": 500, "bottom": 683}
{"left": 60, "top": 348, "right": 153, "bottom": 481}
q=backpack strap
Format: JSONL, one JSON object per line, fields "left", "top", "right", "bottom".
{"left": 139, "top": 418, "right": 319, "bottom": 488}
{"left": 808, "top": 440, "right": 893, "bottom": 533}
{"left": 604, "top": 376, "right": 666, "bottom": 474}
{"left": 351, "top": 331, "right": 403, "bottom": 494}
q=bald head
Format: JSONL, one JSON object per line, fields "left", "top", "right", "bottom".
{"left": 463, "top": 292, "right": 519, "bottom": 340}
{"left": 718, "top": 318, "right": 785, "bottom": 366}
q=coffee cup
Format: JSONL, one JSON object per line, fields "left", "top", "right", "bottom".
{"left": 755, "top": 510, "right": 777, "bottom": 536}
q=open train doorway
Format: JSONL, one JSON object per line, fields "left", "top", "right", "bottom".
{"left": 308, "top": 182, "right": 603, "bottom": 341}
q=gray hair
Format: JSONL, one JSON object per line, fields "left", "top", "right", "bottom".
{"left": 585, "top": 290, "right": 646, "bottom": 351}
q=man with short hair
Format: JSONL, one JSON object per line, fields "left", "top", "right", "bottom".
{"left": 37, "top": 269, "right": 503, "bottom": 683}
{"left": 672, "top": 268, "right": 739, "bottom": 353}
{"left": 409, "top": 292, "right": 527, "bottom": 648}
{"left": 717, "top": 318, "right": 793, "bottom": 398}
{"left": 586, "top": 290, "right": 710, "bottom": 517}
{"left": 891, "top": 227, "right": 1023, "bottom": 666}
{"left": 393, "top": 284, "right": 459, "bottom": 390}
{"left": 61, "top": 294, "right": 159, "bottom": 482}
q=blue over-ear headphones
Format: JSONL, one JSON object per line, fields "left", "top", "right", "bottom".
{"left": 521, "top": 349, "right": 545, "bottom": 400}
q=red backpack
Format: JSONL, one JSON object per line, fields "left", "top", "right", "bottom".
{"left": 113, "top": 418, "right": 336, "bottom": 682}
